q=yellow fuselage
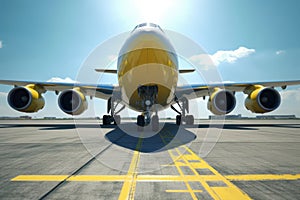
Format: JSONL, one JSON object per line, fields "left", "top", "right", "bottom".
{"left": 117, "top": 26, "right": 178, "bottom": 112}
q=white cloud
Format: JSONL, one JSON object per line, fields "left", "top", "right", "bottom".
{"left": 212, "top": 46, "right": 255, "bottom": 66}
{"left": 189, "top": 46, "right": 255, "bottom": 69}
{"left": 276, "top": 50, "right": 285, "bottom": 55}
{"left": 47, "top": 77, "right": 78, "bottom": 83}
{"left": 0, "top": 40, "right": 2, "bottom": 48}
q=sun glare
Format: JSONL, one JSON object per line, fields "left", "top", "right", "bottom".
{"left": 132, "top": 0, "right": 175, "bottom": 23}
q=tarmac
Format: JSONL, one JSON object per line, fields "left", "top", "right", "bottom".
{"left": 0, "top": 119, "right": 299, "bottom": 200}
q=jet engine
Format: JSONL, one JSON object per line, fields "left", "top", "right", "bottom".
{"left": 207, "top": 89, "right": 236, "bottom": 115}
{"left": 7, "top": 85, "right": 45, "bottom": 113}
{"left": 58, "top": 88, "right": 87, "bottom": 115}
{"left": 245, "top": 86, "right": 281, "bottom": 113}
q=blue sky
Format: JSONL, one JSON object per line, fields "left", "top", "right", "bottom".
{"left": 0, "top": 0, "right": 299, "bottom": 118}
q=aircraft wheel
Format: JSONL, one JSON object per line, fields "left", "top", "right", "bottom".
{"left": 152, "top": 115, "right": 159, "bottom": 131}
{"left": 103, "top": 115, "right": 111, "bottom": 125}
{"left": 186, "top": 115, "right": 194, "bottom": 125}
{"left": 176, "top": 115, "right": 181, "bottom": 125}
{"left": 137, "top": 115, "right": 145, "bottom": 127}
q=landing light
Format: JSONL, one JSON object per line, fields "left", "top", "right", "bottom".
{"left": 145, "top": 100, "right": 151, "bottom": 106}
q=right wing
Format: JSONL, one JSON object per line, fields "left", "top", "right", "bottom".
{"left": 175, "top": 80, "right": 300, "bottom": 100}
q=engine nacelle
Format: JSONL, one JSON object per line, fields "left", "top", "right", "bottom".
{"left": 207, "top": 89, "right": 236, "bottom": 115}
{"left": 245, "top": 86, "right": 281, "bottom": 113}
{"left": 58, "top": 88, "right": 87, "bottom": 115}
{"left": 7, "top": 85, "right": 45, "bottom": 113}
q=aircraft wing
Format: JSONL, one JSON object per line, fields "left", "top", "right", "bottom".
{"left": 175, "top": 80, "right": 300, "bottom": 100}
{"left": 0, "top": 80, "right": 116, "bottom": 100}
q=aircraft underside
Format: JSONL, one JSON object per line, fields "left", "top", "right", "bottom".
{"left": 103, "top": 83, "right": 195, "bottom": 132}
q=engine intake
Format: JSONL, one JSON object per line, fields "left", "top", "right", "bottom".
{"left": 245, "top": 86, "right": 281, "bottom": 113}
{"left": 58, "top": 88, "right": 87, "bottom": 115}
{"left": 208, "top": 89, "right": 236, "bottom": 115}
{"left": 7, "top": 85, "right": 45, "bottom": 113}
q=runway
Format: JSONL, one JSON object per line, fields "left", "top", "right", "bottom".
{"left": 0, "top": 119, "right": 299, "bottom": 199}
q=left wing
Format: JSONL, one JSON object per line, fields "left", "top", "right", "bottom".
{"left": 176, "top": 80, "right": 300, "bottom": 100}
{"left": 0, "top": 80, "right": 117, "bottom": 100}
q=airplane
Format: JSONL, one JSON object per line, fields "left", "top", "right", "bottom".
{"left": 0, "top": 22, "right": 300, "bottom": 131}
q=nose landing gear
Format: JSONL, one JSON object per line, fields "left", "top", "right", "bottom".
{"left": 136, "top": 85, "right": 160, "bottom": 131}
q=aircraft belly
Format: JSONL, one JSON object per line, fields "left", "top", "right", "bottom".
{"left": 120, "top": 64, "right": 177, "bottom": 112}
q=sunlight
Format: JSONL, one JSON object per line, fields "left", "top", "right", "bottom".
{"left": 132, "top": 0, "right": 176, "bottom": 23}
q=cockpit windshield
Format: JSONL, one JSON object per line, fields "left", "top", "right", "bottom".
{"left": 132, "top": 23, "right": 163, "bottom": 32}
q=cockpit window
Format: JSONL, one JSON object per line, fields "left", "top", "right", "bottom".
{"left": 132, "top": 23, "right": 163, "bottom": 32}
{"left": 137, "top": 23, "right": 148, "bottom": 28}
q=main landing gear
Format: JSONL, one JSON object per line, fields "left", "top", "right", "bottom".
{"left": 171, "top": 97, "right": 194, "bottom": 125}
{"left": 102, "top": 97, "right": 125, "bottom": 125}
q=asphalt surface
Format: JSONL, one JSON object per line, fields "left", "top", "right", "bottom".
{"left": 0, "top": 119, "right": 299, "bottom": 200}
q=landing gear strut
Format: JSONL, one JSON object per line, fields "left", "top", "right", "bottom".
{"left": 171, "top": 97, "right": 194, "bottom": 125}
{"left": 136, "top": 85, "right": 160, "bottom": 131}
{"left": 102, "top": 97, "right": 125, "bottom": 125}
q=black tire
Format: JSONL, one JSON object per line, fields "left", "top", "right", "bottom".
{"left": 103, "top": 115, "right": 111, "bottom": 125}
{"left": 114, "top": 115, "right": 121, "bottom": 125}
{"left": 137, "top": 115, "right": 145, "bottom": 127}
{"left": 176, "top": 115, "right": 181, "bottom": 125}
{"left": 152, "top": 115, "right": 159, "bottom": 131}
{"left": 186, "top": 115, "right": 194, "bottom": 125}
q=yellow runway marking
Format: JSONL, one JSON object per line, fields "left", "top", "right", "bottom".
{"left": 159, "top": 131, "right": 200, "bottom": 199}
{"left": 174, "top": 146, "right": 251, "bottom": 200}
{"left": 118, "top": 136, "right": 143, "bottom": 200}
{"left": 11, "top": 174, "right": 300, "bottom": 182}
{"left": 158, "top": 130, "right": 252, "bottom": 200}
{"left": 137, "top": 175, "right": 219, "bottom": 182}
{"left": 67, "top": 175, "right": 127, "bottom": 182}
{"left": 10, "top": 130, "right": 300, "bottom": 200}
{"left": 167, "top": 149, "right": 204, "bottom": 199}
